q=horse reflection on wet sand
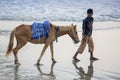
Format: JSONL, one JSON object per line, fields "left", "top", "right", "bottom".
{"left": 5, "top": 23, "right": 79, "bottom": 65}
{"left": 36, "top": 63, "right": 56, "bottom": 80}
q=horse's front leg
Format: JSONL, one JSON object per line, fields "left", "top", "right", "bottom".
{"left": 37, "top": 42, "right": 50, "bottom": 65}
{"left": 50, "top": 42, "right": 56, "bottom": 63}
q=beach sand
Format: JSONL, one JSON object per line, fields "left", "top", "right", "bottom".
{"left": 0, "top": 21, "right": 120, "bottom": 80}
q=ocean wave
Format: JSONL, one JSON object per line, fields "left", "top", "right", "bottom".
{"left": 0, "top": 0, "right": 120, "bottom": 21}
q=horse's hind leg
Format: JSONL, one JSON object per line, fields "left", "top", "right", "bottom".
{"left": 13, "top": 41, "right": 27, "bottom": 65}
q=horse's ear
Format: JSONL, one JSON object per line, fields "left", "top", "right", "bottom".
{"left": 50, "top": 23, "right": 52, "bottom": 26}
{"left": 50, "top": 23, "right": 53, "bottom": 27}
{"left": 74, "top": 25, "right": 77, "bottom": 29}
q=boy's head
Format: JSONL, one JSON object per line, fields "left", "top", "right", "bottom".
{"left": 87, "top": 8, "right": 93, "bottom": 17}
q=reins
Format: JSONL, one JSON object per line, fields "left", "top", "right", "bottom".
{"left": 72, "top": 27, "right": 81, "bottom": 47}
{"left": 72, "top": 28, "right": 76, "bottom": 39}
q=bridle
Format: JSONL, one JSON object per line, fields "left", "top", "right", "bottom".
{"left": 72, "top": 28, "right": 75, "bottom": 38}
{"left": 71, "top": 27, "right": 77, "bottom": 41}
{"left": 72, "top": 27, "right": 81, "bottom": 47}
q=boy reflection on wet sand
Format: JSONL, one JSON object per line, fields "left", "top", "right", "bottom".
{"left": 73, "top": 61, "right": 95, "bottom": 80}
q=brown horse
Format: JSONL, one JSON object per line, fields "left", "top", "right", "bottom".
{"left": 5, "top": 23, "right": 79, "bottom": 65}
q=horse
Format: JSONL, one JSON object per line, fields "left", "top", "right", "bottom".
{"left": 5, "top": 23, "right": 80, "bottom": 65}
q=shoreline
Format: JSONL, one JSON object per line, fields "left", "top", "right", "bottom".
{"left": 0, "top": 20, "right": 120, "bottom": 31}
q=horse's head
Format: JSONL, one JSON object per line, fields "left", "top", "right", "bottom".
{"left": 68, "top": 24, "right": 80, "bottom": 44}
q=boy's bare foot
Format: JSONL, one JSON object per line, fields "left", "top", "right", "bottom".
{"left": 73, "top": 57, "right": 80, "bottom": 62}
{"left": 90, "top": 57, "right": 98, "bottom": 61}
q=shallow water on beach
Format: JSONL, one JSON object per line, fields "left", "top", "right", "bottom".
{"left": 0, "top": 28, "right": 120, "bottom": 80}
{"left": 0, "top": 47, "right": 120, "bottom": 80}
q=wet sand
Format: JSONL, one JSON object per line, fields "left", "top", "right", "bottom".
{"left": 0, "top": 21, "right": 120, "bottom": 80}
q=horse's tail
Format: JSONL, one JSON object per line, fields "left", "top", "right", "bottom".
{"left": 5, "top": 29, "right": 15, "bottom": 57}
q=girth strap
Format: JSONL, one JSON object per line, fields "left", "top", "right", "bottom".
{"left": 56, "top": 26, "right": 59, "bottom": 42}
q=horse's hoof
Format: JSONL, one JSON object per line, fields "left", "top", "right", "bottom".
{"left": 15, "top": 63, "right": 21, "bottom": 66}
{"left": 37, "top": 63, "right": 40, "bottom": 65}
{"left": 73, "top": 58, "right": 80, "bottom": 62}
{"left": 53, "top": 60, "right": 57, "bottom": 63}
{"left": 90, "top": 57, "right": 98, "bottom": 61}
{"left": 36, "top": 63, "right": 43, "bottom": 66}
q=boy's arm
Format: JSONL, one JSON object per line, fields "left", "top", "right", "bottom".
{"left": 88, "top": 28, "right": 92, "bottom": 36}
{"left": 88, "top": 19, "right": 93, "bottom": 36}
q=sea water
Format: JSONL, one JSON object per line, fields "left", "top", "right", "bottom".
{"left": 0, "top": 0, "right": 120, "bottom": 21}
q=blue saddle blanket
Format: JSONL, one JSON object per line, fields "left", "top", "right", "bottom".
{"left": 31, "top": 21, "right": 50, "bottom": 39}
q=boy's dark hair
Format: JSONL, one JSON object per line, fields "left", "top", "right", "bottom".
{"left": 87, "top": 8, "right": 93, "bottom": 14}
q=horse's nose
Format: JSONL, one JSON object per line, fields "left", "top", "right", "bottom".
{"left": 75, "top": 39, "right": 80, "bottom": 44}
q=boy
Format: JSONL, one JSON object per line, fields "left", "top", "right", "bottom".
{"left": 73, "top": 9, "right": 98, "bottom": 61}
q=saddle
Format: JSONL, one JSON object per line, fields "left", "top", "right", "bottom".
{"left": 31, "top": 21, "right": 50, "bottom": 39}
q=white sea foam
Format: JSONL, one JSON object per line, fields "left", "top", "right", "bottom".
{"left": 0, "top": 0, "right": 120, "bottom": 21}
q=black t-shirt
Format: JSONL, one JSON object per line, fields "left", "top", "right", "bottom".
{"left": 82, "top": 17, "right": 94, "bottom": 36}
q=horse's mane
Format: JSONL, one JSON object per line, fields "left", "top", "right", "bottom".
{"left": 51, "top": 23, "right": 74, "bottom": 31}
{"left": 58, "top": 26, "right": 73, "bottom": 31}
